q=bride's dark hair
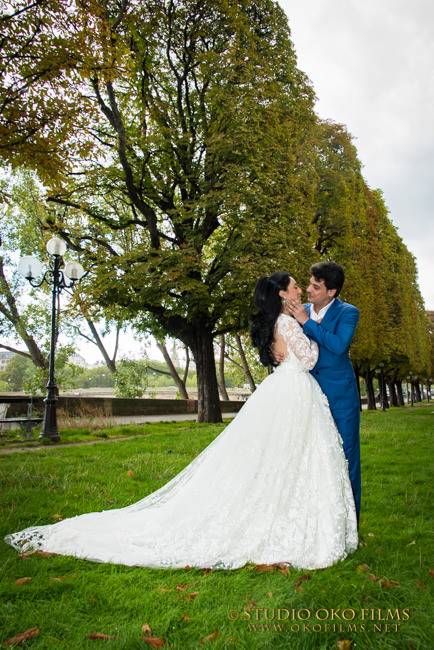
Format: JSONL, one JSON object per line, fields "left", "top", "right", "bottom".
{"left": 250, "top": 271, "right": 291, "bottom": 367}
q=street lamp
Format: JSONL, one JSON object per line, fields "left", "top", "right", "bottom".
{"left": 18, "top": 237, "right": 85, "bottom": 442}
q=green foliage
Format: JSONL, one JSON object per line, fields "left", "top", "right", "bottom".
{"left": 22, "top": 345, "right": 74, "bottom": 394}
{"left": 74, "top": 365, "right": 114, "bottom": 389}
{"left": 0, "top": 0, "right": 320, "bottom": 420}
{"left": 0, "top": 354, "right": 33, "bottom": 391}
{"left": 221, "top": 332, "right": 268, "bottom": 387}
{"left": 114, "top": 357, "right": 149, "bottom": 398}
{"left": 147, "top": 360, "right": 197, "bottom": 388}
{"left": 1, "top": 1, "right": 431, "bottom": 420}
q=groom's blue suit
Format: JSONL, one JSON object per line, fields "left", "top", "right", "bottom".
{"left": 302, "top": 298, "right": 361, "bottom": 520}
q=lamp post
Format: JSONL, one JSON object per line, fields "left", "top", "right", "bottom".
{"left": 18, "top": 237, "right": 85, "bottom": 442}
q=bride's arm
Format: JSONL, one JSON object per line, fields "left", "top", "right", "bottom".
{"left": 276, "top": 315, "right": 319, "bottom": 370}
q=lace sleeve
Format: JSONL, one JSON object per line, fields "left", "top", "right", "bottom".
{"left": 276, "top": 315, "right": 319, "bottom": 370}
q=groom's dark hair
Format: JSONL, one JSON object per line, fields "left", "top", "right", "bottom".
{"left": 310, "top": 262, "right": 345, "bottom": 297}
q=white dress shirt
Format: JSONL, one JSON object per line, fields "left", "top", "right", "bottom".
{"left": 309, "top": 298, "right": 335, "bottom": 322}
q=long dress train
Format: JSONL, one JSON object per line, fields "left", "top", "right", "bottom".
{"left": 5, "top": 314, "right": 358, "bottom": 570}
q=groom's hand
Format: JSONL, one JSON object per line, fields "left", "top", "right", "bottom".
{"left": 288, "top": 300, "right": 309, "bottom": 325}
{"left": 270, "top": 343, "right": 286, "bottom": 365}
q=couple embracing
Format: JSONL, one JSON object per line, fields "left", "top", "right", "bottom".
{"left": 274, "top": 261, "right": 361, "bottom": 523}
{"left": 6, "top": 262, "right": 360, "bottom": 571}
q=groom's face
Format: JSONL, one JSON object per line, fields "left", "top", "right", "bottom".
{"left": 307, "top": 276, "right": 337, "bottom": 308}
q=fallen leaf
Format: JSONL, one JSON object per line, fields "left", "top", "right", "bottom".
{"left": 277, "top": 563, "right": 290, "bottom": 576}
{"left": 337, "top": 640, "right": 352, "bottom": 650}
{"left": 415, "top": 581, "right": 426, "bottom": 589}
{"left": 379, "top": 578, "right": 399, "bottom": 589}
{"left": 254, "top": 564, "right": 276, "bottom": 572}
{"left": 15, "top": 577, "right": 32, "bottom": 585}
{"left": 363, "top": 572, "right": 399, "bottom": 588}
{"left": 4, "top": 627, "right": 40, "bottom": 646}
{"left": 357, "top": 564, "right": 370, "bottom": 574}
{"left": 127, "top": 470, "right": 134, "bottom": 477}
{"left": 293, "top": 574, "right": 311, "bottom": 588}
{"left": 48, "top": 575, "right": 68, "bottom": 582}
{"left": 407, "top": 540, "right": 416, "bottom": 546}
{"left": 37, "top": 550, "right": 56, "bottom": 557}
{"left": 19, "top": 550, "right": 55, "bottom": 560}
{"left": 18, "top": 551, "right": 35, "bottom": 559}
{"left": 367, "top": 532, "right": 374, "bottom": 537}
{"left": 86, "top": 632, "right": 117, "bottom": 640}
{"left": 51, "top": 514, "right": 63, "bottom": 520}
{"left": 140, "top": 637, "right": 166, "bottom": 647}
{"left": 141, "top": 623, "right": 152, "bottom": 636}
{"left": 267, "top": 591, "right": 273, "bottom": 597}
{"left": 202, "top": 568, "right": 212, "bottom": 575}
{"left": 183, "top": 614, "right": 191, "bottom": 621}
{"left": 429, "top": 568, "right": 434, "bottom": 579}
{"left": 200, "top": 631, "right": 222, "bottom": 644}
{"left": 175, "top": 583, "right": 192, "bottom": 592}
{"left": 185, "top": 591, "right": 199, "bottom": 602}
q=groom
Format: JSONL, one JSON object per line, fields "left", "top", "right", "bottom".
{"left": 288, "top": 262, "right": 361, "bottom": 521}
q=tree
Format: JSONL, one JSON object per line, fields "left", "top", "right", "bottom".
{"left": 215, "top": 332, "right": 265, "bottom": 392}
{"left": 1, "top": 0, "right": 317, "bottom": 421}
{"left": 0, "top": 169, "right": 129, "bottom": 378}
{"left": 114, "top": 358, "right": 148, "bottom": 398}
{"left": 152, "top": 339, "right": 191, "bottom": 400}
{"left": 0, "top": 353, "right": 33, "bottom": 391}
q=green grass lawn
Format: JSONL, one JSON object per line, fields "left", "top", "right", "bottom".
{"left": 0, "top": 407, "right": 432, "bottom": 649}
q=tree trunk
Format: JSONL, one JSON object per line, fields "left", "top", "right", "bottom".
{"left": 395, "top": 380, "right": 404, "bottom": 406}
{"left": 363, "top": 369, "right": 376, "bottom": 410}
{"left": 235, "top": 334, "right": 256, "bottom": 392}
{"left": 387, "top": 374, "right": 398, "bottom": 407}
{"left": 190, "top": 328, "right": 222, "bottom": 423}
{"left": 85, "top": 319, "right": 117, "bottom": 374}
{"left": 217, "top": 335, "right": 229, "bottom": 400}
{"left": 414, "top": 381, "right": 422, "bottom": 402}
{"left": 156, "top": 341, "right": 189, "bottom": 400}
{"left": 354, "top": 364, "right": 362, "bottom": 411}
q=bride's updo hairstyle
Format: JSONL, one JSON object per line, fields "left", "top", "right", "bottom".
{"left": 250, "top": 271, "right": 291, "bottom": 367}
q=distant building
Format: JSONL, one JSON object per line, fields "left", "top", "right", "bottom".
{"left": 0, "top": 350, "right": 15, "bottom": 371}
{"left": 69, "top": 353, "right": 93, "bottom": 369}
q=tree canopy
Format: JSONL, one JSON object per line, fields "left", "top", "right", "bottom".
{"left": 0, "top": 0, "right": 431, "bottom": 418}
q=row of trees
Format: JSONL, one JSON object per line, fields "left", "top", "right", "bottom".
{"left": 0, "top": 0, "right": 432, "bottom": 419}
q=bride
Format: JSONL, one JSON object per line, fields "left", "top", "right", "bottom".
{"left": 5, "top": 272, "right": 358, "bottom": 570}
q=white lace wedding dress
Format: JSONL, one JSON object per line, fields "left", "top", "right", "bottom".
{"left": 5, "top": 314, "right": 358, "bottom": 570}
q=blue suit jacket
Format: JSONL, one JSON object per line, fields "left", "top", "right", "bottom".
{"left": 303, "top": 298, "right": 361, "bottom": 519}
{"left": 302, "top": 299, "right": 360, "bottom": 414}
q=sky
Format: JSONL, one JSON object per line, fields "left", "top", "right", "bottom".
{"left": 278, "top": 0, "right": 434, "bottom": 310}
